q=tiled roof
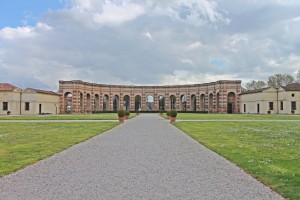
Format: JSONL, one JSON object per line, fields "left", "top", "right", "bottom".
{"left": 0, "top": 83, "right": 19, "bottom": 91}
{"left": 240, "top": 87, "right": 270, "bottom": 95}
{"left": 26, "top": 88, "right": 61, "bottom": 96}
{"left": 282, "top": 83, "right": 300, "bottom": 91}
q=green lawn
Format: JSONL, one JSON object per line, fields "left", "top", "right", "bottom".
{"left": 0, "top": 113, "right": 136, "bottom": 120}
{"left": 0, "top": 122, "right": 119, "bottom": 177}
{"left": 174, "top": 121, "right": 300, "bottom": 200}
{"left": 172, "top": 113, "right": 300, "bottom": 120}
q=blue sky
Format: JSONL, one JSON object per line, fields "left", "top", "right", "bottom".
{"left": 0, "top": 0, "right": 63, "bottom": 28}
{"left": 0, "top": 0, "right": 300, "bottom": 90}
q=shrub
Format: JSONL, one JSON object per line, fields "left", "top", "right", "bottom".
{"left": 166, "top": 110, "right": 171, "bottom": 116}
{"left": 169, "top": 109, "right": 177, "bottom": 117}
{"left": 118, "top": 110, "right": 125, "bottom": 117}
{"left": 125, "top": 110, "right": 130, "bottom": 116}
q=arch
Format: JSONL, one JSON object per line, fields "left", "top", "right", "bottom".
{"left": 200, "top": 94, "right": 205, "bottom": 111}
{"left": 135, "top": 95, "right": 141, "bottom": 111}
{"left": 180, "top": 95, "right": 187, "bottom": 111}
{"left": 113, "top": 95, "right": 119, "bottom": 111}
{"left": 94, "top": 94, "right": 100, "bottom": 111}
{"left": 80, "top": 93, "right": 83, "bottom": 113}
{"left": 209, "top": 93, "right": 213, "bottom": 113}
{"left": 103, "top": 94, "right": 109, "bottom": 111}
{"left": 64, "top": 92, "right": 72, "bottom": 113}
{"left": 216, "top": 93, "right": 220, "bottom": 113}
{"left": 158, "top": 95, "right": 165, "bottom": 111}
{"left": 123, "top": 95, "right": 130, "bottom": 110}
{"left": 86, "top": 93, "right": 91, "bottom": 111}
{"left": 191, "top": 94, "right": 197, "bottom": 111}
{"left": 227, "top": 92, "right": 236, "bottom": 113}
{"left": 146, "top": 95, "right": 154, "bottom": 111}
{"left": 170, "top": 95, "right": 176, "bottom": 110}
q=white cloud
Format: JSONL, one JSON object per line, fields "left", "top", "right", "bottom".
{"left": 180, "top": 58, "right": 194, "bottom": 65}
{"left": 143, "top": 32, "right": 154, "bottom": 41}
{"left": 0, "top": 26, "right": 36, "bottom": 40}
{"left": 93, "top": 2, "right": 145, "bottom": 25}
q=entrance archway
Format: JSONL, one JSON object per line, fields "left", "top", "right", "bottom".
{"left": 227, "top": 92, "right": 236, "bottom": 113}
{"left": 103, "top": 94, "right": 109, "bottom": 111}
{"left": 113, "top": 95, "right": 119, "bottom": 111}
{"left": 209, "top": 93, "right": 213, "bottom": 113}
{"left": 191, "top": 94, "right": 197, "bottom": 111}
{"left": 86, "top": 93, "right": 91, "bottom": 111}
{"left": 94, "top": 94, "right": 99, "bottom": 111}
{"left": 180, "top": 95, "right": 187, "bottom": 111}
{"left": 124, "top": 95, "right": 130, "bottom": 110}
{"left": 146, "top": 95, "right": 154, "bottom": 111}
{"left": 158, "top": 95, "right": 165, "bottom": 111}
{"left": 170, "top": 95, "right": 176, "bottom": 110}
{"left": 64, "top": 92, "right": 72, "bottom": 113}
{"left": 135, "top": 95, "right": 141, "bottom": 111}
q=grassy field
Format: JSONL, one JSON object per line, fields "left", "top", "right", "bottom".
{"left": 172, "top": 113, "right": 300, "bottom": 120}
{"left": 0, "top": 122, "right": 119, "bottom": 177}
{"left": 174, "top": 120, "right": 300, "bottom": 200}
{"left": 0, "top": 113, "right": 136, "bottom": 120}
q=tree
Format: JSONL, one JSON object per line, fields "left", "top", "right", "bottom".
{"left": 245, "top": 80, "right": 267, "bottom": 90}
{"left": 267, "top": 73, "right": 295, "bottom": 88}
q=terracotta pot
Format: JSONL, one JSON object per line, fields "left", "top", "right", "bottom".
{"left": 170, "top": 117, "right": 176, "bottom": 122}
{"left": 125, "top": 115, "right": 129, "bottom": 120}
{"left": 119, "top": 117, "right": 125, "bottom": 123}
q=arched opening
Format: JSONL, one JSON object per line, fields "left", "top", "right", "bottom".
{"left": 216, "top": 93, "right": 220, "bottom": 113}
{"left": 227, "top": 92, "right": 236, "bottom": 113}
{"left": 191, "top": 94, "right": 197, "bottom": 111}
{"left": 64, "top": 92, "right": 72, "bottom": 113}
{"left": 86, "top": 93, "right": 91, "bottom": 111}
{"left": 146, "top": 95, "right": 154, "bottom": 111}
{"left": 135, "top": 95, "right": 141, "bottom": 111}
{"left": 103, "top": 94, "right": 109, "bottom": 111}
{"left": 94, "top": 94, "right": 100, "bottom": 111}
{"left": 80, "top": 93, "right": 83, "bottom": 113}
{"left": 123, "top": 95, "right": 130, "bottom": 110}
{"left": 158, "top": 95, "right": 165, "bottom": 111}
{"left": 113, "top": 95, "right": 119, "bottom": 111}
{"left": 170, "top": 95, "right": 176, "bottom": 110}
{"left": 209, "top": 93, "right": 213, "bottom": 113}
{"left": 200, "top": 94, "right": 205, "bottom": 111}
{"left": 180, "top": 95, "right": 187, "bottom": 111}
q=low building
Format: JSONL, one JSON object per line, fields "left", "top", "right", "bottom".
{"left": 240, "top": 83, "right": 300, "bottom": 114}
{"left": 0, "top": 83, "right": 60, "bottom": 115}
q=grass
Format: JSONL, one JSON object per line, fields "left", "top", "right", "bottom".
{"left": 174, "top": 121, "right": 300, "bottom": 200}
{"left": 164, "top": 113, "right": 300, "bottom": 120}
{"left": 0, "top": 122, "right": 119, "bottom": 177}
{"left": 0, "top": 113, "right": 136, "bottom": 120}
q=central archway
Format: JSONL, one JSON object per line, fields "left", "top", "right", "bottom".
{"left": 146, "top": 95, "right": 154, "bottom": 111}
{"left": 158, "top": 95, "right": 165, "bottom": 111}
{"left": 135, "top": 95, "right": 141, "bottom": 111}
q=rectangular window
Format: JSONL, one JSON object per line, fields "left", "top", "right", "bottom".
{"left": 269, "top": 102, "right": 274, "bottom": 110}
{"left": 257, "top": 103, "right": 260, "bottom": 113}
{"left": 3, "top": 102, "right": 8, "bottom": 111}
{"left": 25, "top": 102, "right": 30, "bottom": 111}
{"left": 291, "top": 101, "right": 296, "bottom": 111}
{"left": 244, "top": 104, "right": 246, "bottom": 113}
{"left": 280, "top": 101, "right": 283, "bottom": 110}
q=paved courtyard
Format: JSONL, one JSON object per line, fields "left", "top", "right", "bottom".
{"left": 0, "top": 114, "right": 283, "bottom": 200}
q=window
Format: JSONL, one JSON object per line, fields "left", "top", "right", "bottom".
{"left": 280, "top": 101, "right": 283, "bottom": 110}
{"left": 244, "top": 104, "right": 246, "bottom": 113}
{"left": 269, "top": 102, "right": 274, "bottom": 110}
{"left": 25, "top": 102, "right": 30, "bottom": 111}
{"left": 291, "top": 101, "right": 296, "bottom": 111}
{"left": 3, "top": 102, "right": 8, "bottom": 111}
{"left": 291, "top": 93, "right": 295, "bottom": 97}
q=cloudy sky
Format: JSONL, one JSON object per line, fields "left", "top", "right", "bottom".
{"left": 1, "top": 0, "right": 300, "bottom": 91}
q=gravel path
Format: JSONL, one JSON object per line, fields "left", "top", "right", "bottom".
{"left": 0, "top": 114, "right": 283, "bottom": 200}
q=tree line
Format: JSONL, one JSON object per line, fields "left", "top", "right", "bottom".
{"left": 243, "top": 69, "right": 300, "bottom": 91}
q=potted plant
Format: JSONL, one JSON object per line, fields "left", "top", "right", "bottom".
{"left": 291, "top": 110, "right": 295, "bottom": 114}
{"left": 166, "top": 110, "right": 170, "bottom": 119}
{"left": 7, "top": 111, "right": 11, "bottom": 115}
{"left": 169, "top": 109, "right": 177, "bottom": 122}
{"left": 267, "top": 110, "right": 271, "bottom": 115}
{"left": 125, "top": 110, "right": 130, "bottom": 119}
{"left": 118, "top": 109, "right": 125, "bottom": 122}
{"left": 159, "top": 110, "right": 163, "bottom": 116}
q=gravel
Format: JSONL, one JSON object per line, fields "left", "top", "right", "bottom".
{"left": 0, "top": 114, "right": 283, "bottom": 200}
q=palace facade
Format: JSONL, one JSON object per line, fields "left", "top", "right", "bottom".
{"left": 58, "top": 80, "right": 242, "bottom": 114}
